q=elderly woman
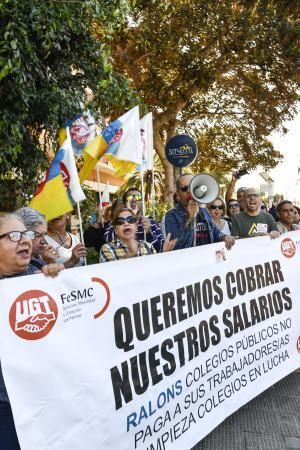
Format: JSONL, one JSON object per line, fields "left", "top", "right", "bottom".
{"left": 0, "top": 212, "right": 64, "bottom": 449}
{"left": 16, "top": 207, "right": 58, "bottom": 268}
{"left": 100, "top": 207, "right": 176, "bottom": 262}
{"left": 46, "top": 213, "right": 87, "bottom": 268}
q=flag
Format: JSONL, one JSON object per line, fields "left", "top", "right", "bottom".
{"left": 138, "top": 112, "right": 153, "bottom": 171}
{"left": 30, "top": 136, "right": 86, "bottom": 221}
{"left": 100, "top": 181, "right": 110, "bottom": 208}
{"left": 79, "top": 106, "right": 142, "bottom": 181}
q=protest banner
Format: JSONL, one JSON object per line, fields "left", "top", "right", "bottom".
{"left": 0, "top": 232, "right": 300, "bottom": 450}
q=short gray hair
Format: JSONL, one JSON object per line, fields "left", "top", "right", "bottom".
{"left": 0, "top": 213, "right": 22, "bottom": 228}
{"left": 16, "top": 207, "right": 46, "bottom": 231}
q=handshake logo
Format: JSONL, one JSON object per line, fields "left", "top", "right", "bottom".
{"left": 9, "top": 290, "right": 58, "bottom": 340}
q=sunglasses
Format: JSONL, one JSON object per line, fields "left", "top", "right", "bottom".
{"left": 228, "top": 203, "right": 240, "bottom": 208}
{"left": 115, "top": 216, "right": 137, "bottom": 226}
{"left": 0, "top": 230, "right": 35, "bottom": 242}
{"left": 210, "top": 205, "right": 224, "bottom": 210}
{"left": 178, "top": 186, "right": 189, "bottom": 192}
{"left": 125, "top": 194, "right": 142, "bottom": 201}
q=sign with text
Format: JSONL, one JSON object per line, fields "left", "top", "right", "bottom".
{"left": 0, "top": 232, "right": 300, "bottom": 450}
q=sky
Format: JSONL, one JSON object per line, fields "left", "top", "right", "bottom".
{"left": 235, "top": 112, "right": 300, "bottom": 203}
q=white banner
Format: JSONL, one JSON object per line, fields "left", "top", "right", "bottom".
{"left": 0, "top": 232, "right": 300, "bottom": 450}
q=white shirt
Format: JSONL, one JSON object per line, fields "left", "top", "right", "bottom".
{"left": 45, "top": 233, "right": 84, "bottom": 267}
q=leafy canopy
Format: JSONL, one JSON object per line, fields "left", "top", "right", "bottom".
{"left": 108, "top": 0, "right": 299, "bottom": 198}
{"left": 0, "top": 0, "right": 134, "bottom": 200}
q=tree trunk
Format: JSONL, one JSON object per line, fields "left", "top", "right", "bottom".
{"left": 153, "top": 127, "right": 175, "bottom": 202}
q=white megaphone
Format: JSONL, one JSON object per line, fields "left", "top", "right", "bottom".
{"left": 189, "top": 173, "right": 219, "bottom": 204}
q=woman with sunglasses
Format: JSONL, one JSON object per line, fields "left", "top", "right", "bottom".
{"left": 208, "top": 197, "right": 231, "bottom": 235}
{"left": 46, "top": 213, "right": 87, "bottom": 268}
{"left": 100, "top": 208, "right": 176, "bottom": 262}
{"left": 104, "top": 188, "right": 163, "bottom": 253}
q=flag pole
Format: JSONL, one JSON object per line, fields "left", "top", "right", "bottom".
{"left": 151, "top": 166, "right": 156, "bottom": 220}
{"left": 77, "top": 202, "right": 87, "bottom": 266}
{"left": 96, "top": 163, "right": 103, "bottom": 212}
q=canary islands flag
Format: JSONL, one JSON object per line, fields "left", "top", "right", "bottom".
{"left": 79, "top": 106, "right": 141, "bottom": 181}
{"left": 30, "top": 135, "right": 85, "bottom": 221}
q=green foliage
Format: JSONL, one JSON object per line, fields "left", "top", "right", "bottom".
{"left": 146, "top": 201, "right": 172, "bottom": 223}
{"left": 0, "top": 0, "right": 134, "bottom": 206}
{"left": 109, "top": 0, "right": 300, "bottom": 199}
{"left": 76, "top": 185, "right": 97, "bottom": 230}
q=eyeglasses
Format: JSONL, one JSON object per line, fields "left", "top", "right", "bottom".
{"left": 178, "top": 186, "right": 189, "bottom": 193}
{"left": 246, "top": 193, "right": 259, "bottom": 198}
{"left": 210, "top": 205, "right": 224, "bottom": 210}
{"left": 0, "top": 230, "right": 35, "bottom": 242}
{"left": 125, "top": 194, "right": 142, "bottom": 201}
{"left": 115, "top": 216, "right": 137, "bottom": 226}
{"left": 228, "top": 203, "right": 240, "bottom": 208}
{"left": 33, "top": 232, "right": 47, "bottom": 244}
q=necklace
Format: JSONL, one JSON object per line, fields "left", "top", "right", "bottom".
{"left": 47, "top": 230, "right": 69, "bottom": 247}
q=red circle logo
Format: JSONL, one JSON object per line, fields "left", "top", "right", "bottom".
{"left": 9, "top": 290, "right": 58, "bottom": 340}
{"left": 281, "top": 238, "right": 296, "bottom": 258}
{"left": 297, "top": 336, "right": 300, "bottom": 354}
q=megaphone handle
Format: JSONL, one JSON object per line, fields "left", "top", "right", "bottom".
{"left": 193, "top": 214, "right": 197, "bottom": 247}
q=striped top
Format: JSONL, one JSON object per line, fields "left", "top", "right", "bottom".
{"left": 100, "top": 238, "right": 156, "bottom": 262}
{"left": 104, "top": 217, "right": 163, "bottom": 253}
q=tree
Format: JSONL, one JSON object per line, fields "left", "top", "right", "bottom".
{"left": 0, "top": 0, "right": 134, "bottom": 208}
{"left": 107, "top": 0, "right": 299, "bottom": 201}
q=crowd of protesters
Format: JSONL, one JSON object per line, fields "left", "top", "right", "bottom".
{"left": 1, "top": 172, "right": 300, "bottom": 449}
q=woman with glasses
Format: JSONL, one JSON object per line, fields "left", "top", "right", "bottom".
{"left": 100, "top": 208, "right": 175, "bottom": 262}
{"left": 46, "top": 213, "right": 87, "bottom": 268}
{"left": 227, "top": 199, "right": 241, "bottom": 218}
{"left": 208, "top": 197, "right": 231, "bottom": 235}
{"left": 226, "top": 198, "right": 241, "bottom": 231}
{"left": 16, "top": 207, "right": 58, "bottom": 269}
{"left": 104, "top": 188, "right": 163, "bottom": 253}
{"left": 0, "top": 213, "right": 62, "bottom": 449}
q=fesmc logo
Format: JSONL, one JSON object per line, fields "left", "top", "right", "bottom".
{"left": 9, "top": 290, "right": 58, "bottom": 340}
{"left": 281, "top": 237, "right": 296, "bottom": 258}
{"left": 9, "top": 278, "right": 110, "bottom": 341}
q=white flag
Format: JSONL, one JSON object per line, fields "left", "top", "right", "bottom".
{"left": 105, "top": 106, "right": 142, "bottom": 176}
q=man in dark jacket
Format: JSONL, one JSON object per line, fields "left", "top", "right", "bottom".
{"left": 165, "top": 174, "right": 234, "bottom": 250}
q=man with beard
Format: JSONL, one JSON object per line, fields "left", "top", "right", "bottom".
{"left": 104, "top": 188, "right": 163, "bottom": 252}
{"left": 231, "top": 188, "right": 279, "bottom": 238}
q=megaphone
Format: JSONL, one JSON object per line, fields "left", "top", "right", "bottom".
{"left": 189, "top": 173, "right": 219, "bottom": 204}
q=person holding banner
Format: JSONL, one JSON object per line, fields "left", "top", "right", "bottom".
{"left": 165, "top": 174, "right": 234, "bottom": 250}
{"left": 0, "top": 213, "right": 62, "bottom": 449}
{"left": 104, "top": 188, "right": 163, "bottom": 252}
{"left": 46, "top": 213, "right": 87, "bottom": 268}
{"left": 16, "top": 207, "right": 59, "bottom": 267}
{"left": 231, "top": 188, "right": 280, "bottom": 238}
{"left": 100, "top": 208, "right": 176, "bottom": 262}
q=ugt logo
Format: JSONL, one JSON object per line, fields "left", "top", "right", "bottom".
{"left": 297, "top": 336, "right": 300, "bottom": 354}
{"left": 281, "top": 237, "right": 296, "bottom": 258}
{"left": 9, "top": 290, "right": 58, "bottom": 340}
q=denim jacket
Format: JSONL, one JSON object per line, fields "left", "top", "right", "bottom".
{"left": 165, "top": 203, "right": 225, "bottom": 250}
